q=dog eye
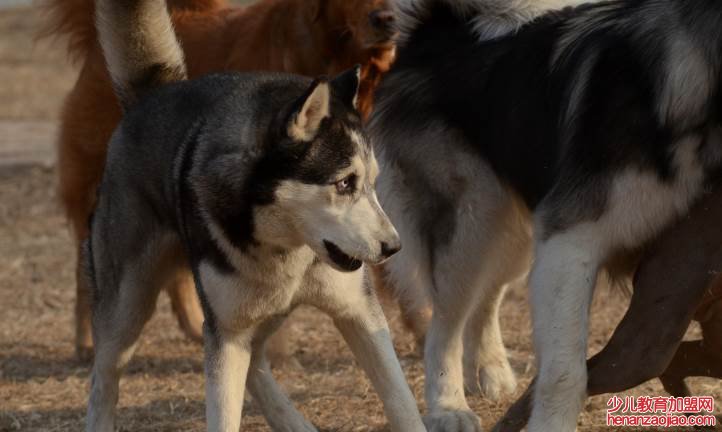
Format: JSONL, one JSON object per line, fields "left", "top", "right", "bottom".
{"left": 334, "top": 174, "right": 357, "bottom": 194}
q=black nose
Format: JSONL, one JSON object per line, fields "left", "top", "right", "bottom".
{"left": 369, "top": 9, "right": 396, "bottom": 29}
{"left": 380, "top": 241, "right": 401, "bottom": 259}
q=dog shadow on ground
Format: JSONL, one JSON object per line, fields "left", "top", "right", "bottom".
{"left": 0, "top": 398, "right": 208, "bottom": 431}
{"left": 0, "top": 402, "right": 397, "bottom": 432}
{"left": 0, "top": 343, "right": 204, "bottom": 382}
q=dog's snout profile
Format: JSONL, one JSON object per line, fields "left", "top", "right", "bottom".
{"left": 369, "top": 9, "right": 396, "bottom": 30}
{"left": 380, "top": 240, "right": 401, "bottom": 259}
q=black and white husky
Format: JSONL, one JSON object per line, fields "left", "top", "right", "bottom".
{"left": 371, "top": 0, "right": 722, "bottom": 430}
{"left": 83, "top": 1, "right": 426, "bottom": 431}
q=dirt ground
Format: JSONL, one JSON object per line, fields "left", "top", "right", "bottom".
{"left": 0, "top": 4, "right": 720, "bottom": 432}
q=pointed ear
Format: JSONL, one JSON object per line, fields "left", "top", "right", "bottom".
{"left": 287, "top": 79, "right": 331, "bottom": 142}
{"left": 331, "top": 65, "right": 361, "bottom": 110}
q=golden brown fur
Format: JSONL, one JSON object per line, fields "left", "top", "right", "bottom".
{"left": 43, "top": 0, "right": 397, "bottom": 360}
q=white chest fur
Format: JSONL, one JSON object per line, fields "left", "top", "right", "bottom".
{"left": 199, "top": 245, "right": 316, "bottom": 331}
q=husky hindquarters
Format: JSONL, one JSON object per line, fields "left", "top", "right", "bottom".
{"left": 85, "top": 1, "right": 426, "bottom": 431}
{"left": 372, "top": 0, "right": 722, "bottom": 430}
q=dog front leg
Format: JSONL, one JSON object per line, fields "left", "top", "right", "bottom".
{"left": 527, "top": 227, "right": 600, "bottom": 432}
{"left": 204, "top": 324, "right": 252, "bottom": 432}
{"left": 332, "top": 297, "right": 426, "bottom": 432}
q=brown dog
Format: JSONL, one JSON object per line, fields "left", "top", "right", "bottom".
{"left": 43, "top": 0, "right": 397, "bottom": 360}
{"left": 493, "top": 187, "right": 722, "bottom": 432}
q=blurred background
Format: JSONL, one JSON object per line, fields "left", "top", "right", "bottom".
{"left": 0, "top": 1, "right": 719, "bottom": 431}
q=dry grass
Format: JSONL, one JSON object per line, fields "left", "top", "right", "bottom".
{"left": 0, "top": 4, "right": 720, "bottom": 432}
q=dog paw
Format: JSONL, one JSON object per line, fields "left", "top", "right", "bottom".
{"left": 423, "top": 410, "right": 483, "bottom": 432}
{"left": 464, "top": 361, "right": 516, "bottom": 401}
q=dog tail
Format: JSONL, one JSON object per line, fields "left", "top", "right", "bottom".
{"left": 95, "top": 0, "right": 189, "bottom": 109}
{"left": 39, "top": 0, "right": 224, "bottom": 64}
{"left": 39, "top": 0, "right": 98, "bottom": 62}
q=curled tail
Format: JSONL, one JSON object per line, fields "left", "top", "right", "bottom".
{"left": 40, "top": 0, "right": 225, "bottom": 63}
{"left": 95, "top": 0, "right": 188, "bottom": 109}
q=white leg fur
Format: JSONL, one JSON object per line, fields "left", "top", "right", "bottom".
{"left": 527, "top": 227, "right": 600, "bottom": 432}
{"left": 86, "top": 341, "right": 139, "bottom": 432}
{"left": 305, "top": 266, "right": 426, "bottom": 432}
{"left": 205, "top": 329, "right": 253, "bottom": 432}
{"left": 334, "top": 309, "right": 426, "bottom": 432}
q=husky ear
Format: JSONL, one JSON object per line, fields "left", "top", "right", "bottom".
{"left": 287, "top": 79, "right": 331, "bottom": 142}
{"left": 331, "top": 65, "right": 361, "bottom": 110}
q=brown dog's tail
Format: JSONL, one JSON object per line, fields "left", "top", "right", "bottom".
{"left": 40, "top": 0, "right": 225, "bottom": 63}
{"left": 95, "top": 0, "right": 188, "bottom": 110}
{"left": 39, "top": 0, "right": 98, "bottom": 62}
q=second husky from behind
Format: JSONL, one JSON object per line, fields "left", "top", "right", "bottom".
{"left": 84, "top": 0, "right": 425, "bottom": 431}
{"left": 372, "top": 0, "right": 722, "bottom": 431}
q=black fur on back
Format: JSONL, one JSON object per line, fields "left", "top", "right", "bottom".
{"left": 373, "top": 0, "right": 722, "bottom": 213}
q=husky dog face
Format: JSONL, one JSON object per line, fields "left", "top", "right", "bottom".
{"left": 260, "top": 68, "right": 401, "bottom": 272}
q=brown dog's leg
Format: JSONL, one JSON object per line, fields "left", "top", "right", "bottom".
{"left": 658, "top": 341, "right": 703, "bottom": 397}
{"left": 58, "top": 61, "right": 120, "bottom": 361}
{"left": 75, "top": 243, "right": 94, "bottom": 361}
{"left": 660, "top": 294, "right": 722, "bottom": 396}
{"left": 166, "top": 271, "right": 204, "bottom": 342}
{"left": 494, "top": 189, "right": 722, "bottom": 432}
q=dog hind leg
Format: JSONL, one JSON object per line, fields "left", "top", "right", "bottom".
{"left": 424, "top": 190, "right": 526, "bottom": 430}
{"left": 463, "top": 283, "right": 516, "bottom": 401}
{"left": 463, "top": 200, "right": 531, "bottom": 401}
{"left": 166, "top": 270, "right": 204, "bottom": 342}
{"left": 382, "top": 210, "right": 479, "bottom": 429}
{"left": 660, "top": 307, "right": 722, "bottom": 396}
{"left": 85, "top": 231, "right": 180, "bottom": 432}
{"left": 57, "top": 54, "right": 122, "bottom": 362}
{"left": 246, "top": 317, "right": 316, "bottom": 431}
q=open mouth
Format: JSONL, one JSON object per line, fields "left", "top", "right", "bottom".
{"left": 323, "top": 240, "right": 363, "bottom": 272}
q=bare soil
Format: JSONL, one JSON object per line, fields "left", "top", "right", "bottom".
{"left": 0, "top": 5, "right": 719, "bottom": 432}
